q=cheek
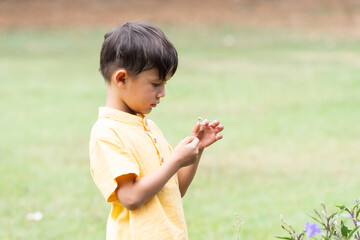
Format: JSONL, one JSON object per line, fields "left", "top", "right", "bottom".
{"left": 143, "top": 87, "right": 157, "bottom": 98}
{"left": 138, "top": 90, "right": 155, "bottom": 103}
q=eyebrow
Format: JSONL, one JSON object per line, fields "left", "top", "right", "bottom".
{"left": 151, "top": 78, "right": 168, "bottom": 83}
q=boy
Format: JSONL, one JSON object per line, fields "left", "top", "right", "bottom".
{"left": 89, "top": 22, "right": 224, "bottom": 240}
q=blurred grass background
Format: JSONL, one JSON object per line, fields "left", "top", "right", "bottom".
{"left": 1, "top": 0, "right": 360, "bottom": 239}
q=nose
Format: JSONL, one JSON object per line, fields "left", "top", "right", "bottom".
{"left": 157, "top": 85, "right": 166, "bottom": 98}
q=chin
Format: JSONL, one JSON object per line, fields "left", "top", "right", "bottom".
{"left": 140, "top": 109, "right": 152, "bottom": 115}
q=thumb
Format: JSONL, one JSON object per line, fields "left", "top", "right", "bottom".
{"left": 188, "top": 137, "right": 199, "bottom": 146}
{"left": 181, "top": 136, "right": 195, "bottom": 144}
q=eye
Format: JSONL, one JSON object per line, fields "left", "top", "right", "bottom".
{"left": 152, "top": 83, "right": 161, "bottom": 87}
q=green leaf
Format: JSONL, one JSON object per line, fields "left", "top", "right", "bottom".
{"left": 341, "top": 220, "right": 350, "bottom": 237}
{"left": 307, "top": 214, "right": 326, "bottom": 228}
{"left": 348, "top": 226, "right": 360, "bottom": 238}
{"left": 275, "top": 236, "right": 294, "bottom": 240}
{"left": 345, "top": 207, "right": 352, "bottom": 214}
{"left": 352, "top": 201, "right": 360, "bottom": 212}
{"left": 337, "top": 205, "right": 352, "bottom": 214}
{"left": 337, "top": 205, "right": 346, "bottom": 210}
{"left": 329, "top": 212, "right": 339, "bottom": 219}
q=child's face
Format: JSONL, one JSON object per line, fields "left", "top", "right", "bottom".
{"left": 122, "top": 68, "right": 168, "bottom": 115}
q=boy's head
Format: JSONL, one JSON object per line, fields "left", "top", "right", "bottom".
{"left": 100, "top": 22, "right": 178, "bottom": 82}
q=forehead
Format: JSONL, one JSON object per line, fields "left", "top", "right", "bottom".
{"left": 138, "top": 68, "right": 171, "bottom": 81}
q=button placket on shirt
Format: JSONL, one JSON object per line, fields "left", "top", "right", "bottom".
{"left": 142, "top": 118, "right": 164, "bottom": 165}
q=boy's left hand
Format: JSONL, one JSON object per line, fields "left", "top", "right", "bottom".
{"left": 191, "top": 119, "right": 224, "bottom": 150}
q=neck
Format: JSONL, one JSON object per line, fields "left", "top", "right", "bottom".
{"left": 105, "top": 86, "right": 136, "bottom": 115}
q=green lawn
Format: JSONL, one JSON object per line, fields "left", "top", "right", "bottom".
{"left": 1, "top": 26, "right": 359, "bottom": 239}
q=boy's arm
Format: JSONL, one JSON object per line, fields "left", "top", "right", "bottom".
{"left": 177, "top": 119, "right": 224, "bottom": 197}
{"left": 176, "top": 149, "right": 203, "bottom": 197}
{"left": 115, "top": 136, "right": 199, "bottom": 210}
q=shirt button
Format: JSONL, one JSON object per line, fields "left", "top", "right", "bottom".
{"left": 144, "top": 120, "right": 148, "bottom": 126}
{"left": 161, "top": 157, "right": 164, "bottom": 163}
{"left": 154, "top": 138, "right": 157, "bottom": 143}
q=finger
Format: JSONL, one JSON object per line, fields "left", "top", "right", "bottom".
{"left": 215, "top": 134, "right": 223, "bottom": 141}
{"left": 215, "top": 124, "right": 224, "bottom": 133}
{"left": 202, "top": 119, "right": 209, "bottom": 127}
{"left": 199, "top": 120, "right": 209, "bottom": 133}
{"left": 199, "top": 122, "right": 206, "bottom": 133}
{"left": 191, "top": 122, "right": 200, "bottom": 136}
{"left": 210, "top": 120, "right": 220, "bottom": 128}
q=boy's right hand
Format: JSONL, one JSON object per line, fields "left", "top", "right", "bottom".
{"left": 172, "top": 136, "right": 200, "bottom": 168}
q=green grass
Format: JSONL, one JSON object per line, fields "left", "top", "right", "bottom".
{"left": 1, "top": 26, "right": 359, "bottom": 239}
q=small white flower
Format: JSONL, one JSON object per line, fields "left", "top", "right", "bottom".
{"left": 26, "top": 211, "right": 43, "bottom": 221}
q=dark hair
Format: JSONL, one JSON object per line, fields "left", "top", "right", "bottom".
{"left": 100, "top": 22, "right": 178, "bottom": 82}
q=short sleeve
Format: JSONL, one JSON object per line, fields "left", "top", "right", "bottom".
{"left": 90, "top": 135, "right": 140, "bottom": 203}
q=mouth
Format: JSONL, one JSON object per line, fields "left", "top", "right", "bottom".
{"left": 151, "top": 103, "right": 159, "bottom": 107}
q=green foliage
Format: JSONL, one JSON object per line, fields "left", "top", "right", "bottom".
{"left": 278, "top": 200, "right": 360, "bottom": 240}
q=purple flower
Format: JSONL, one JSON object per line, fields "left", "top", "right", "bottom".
{"left": 305, "top": 222, "right": 322, "bottom": 239}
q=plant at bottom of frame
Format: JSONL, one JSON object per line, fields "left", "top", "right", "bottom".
{"left": 232, "top": 212, "right": 245, "bottom": 240}
{"left": 276, "top": 199, "right": 360, "bottom": 240}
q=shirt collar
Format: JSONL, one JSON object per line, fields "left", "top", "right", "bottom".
{"left": 98, "top": 107, "right": 149, "bottom": 130}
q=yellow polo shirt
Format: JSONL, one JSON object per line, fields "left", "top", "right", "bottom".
{"left": 89, "top": 107, "right": 187, "bottom": 240}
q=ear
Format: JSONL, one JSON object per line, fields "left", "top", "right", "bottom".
{"left": 112, "top": 69, "right": 128, "bottom": 89}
